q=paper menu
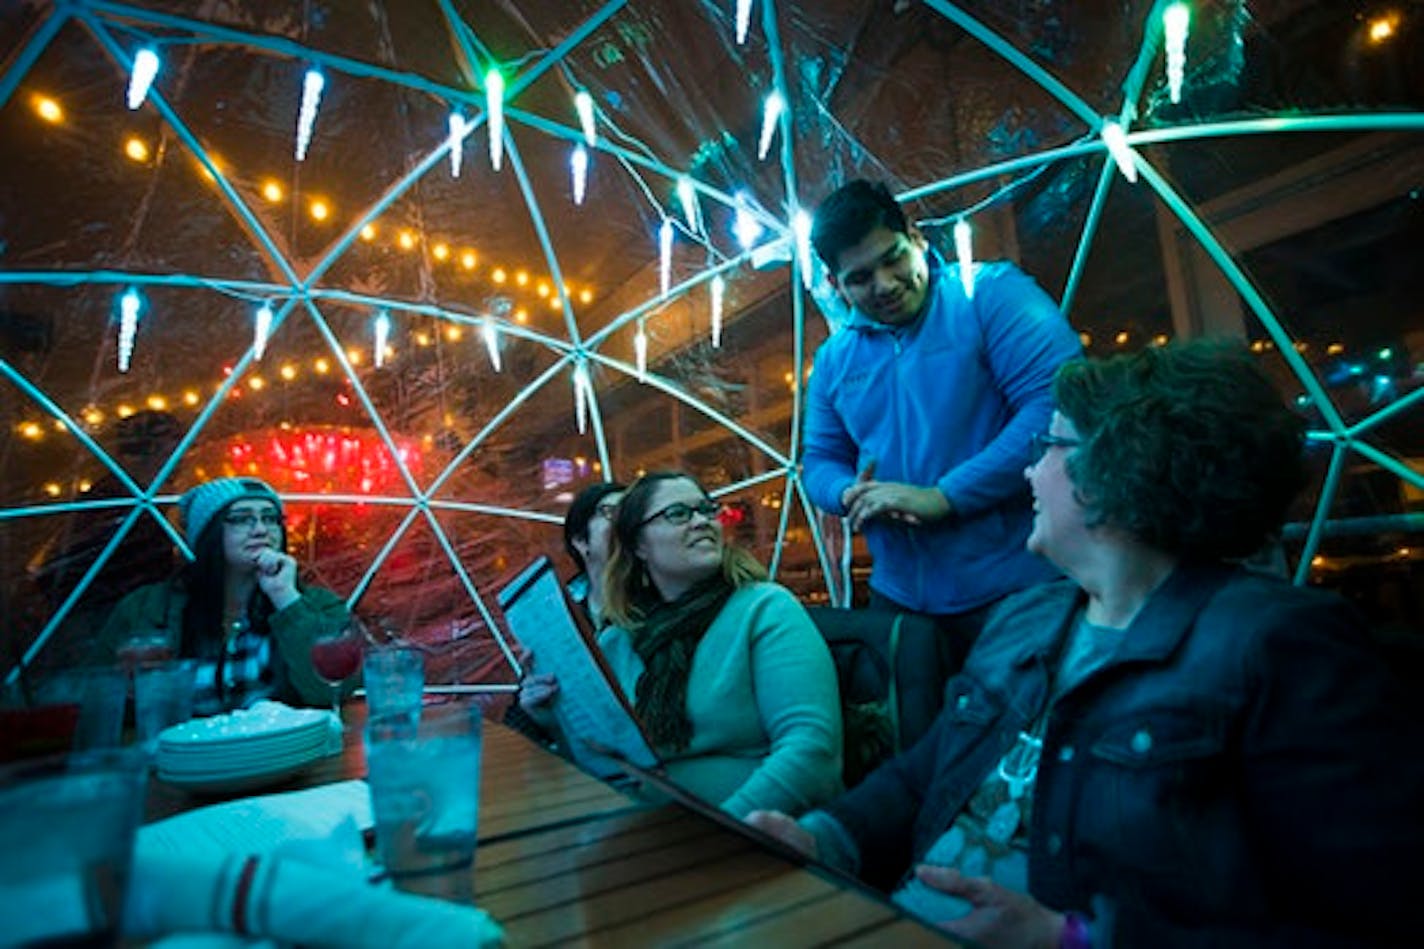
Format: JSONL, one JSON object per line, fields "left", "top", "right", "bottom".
{"left": 498, "top": 558, "right": 659, "bottom": 779}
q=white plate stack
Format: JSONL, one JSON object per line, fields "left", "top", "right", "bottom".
{"left": 156, "top": 701, "right": 333, "bottom": 793}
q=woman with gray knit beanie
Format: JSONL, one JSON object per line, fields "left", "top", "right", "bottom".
{"left": 97, "top": 476, "right": 352, "bottom": 714}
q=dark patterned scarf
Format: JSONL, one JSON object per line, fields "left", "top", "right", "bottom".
{"left": 631, "top": 574, "right": 735, "bottom": 751}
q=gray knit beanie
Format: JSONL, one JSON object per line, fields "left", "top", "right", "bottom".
{"left": 179, "top": 477, "right": 283, "bottom": 544}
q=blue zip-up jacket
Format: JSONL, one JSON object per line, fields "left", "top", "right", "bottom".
{"left": 803, "top": 254, "right": 1080, "bottom": 614}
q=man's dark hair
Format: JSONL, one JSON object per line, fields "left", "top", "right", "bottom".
{"left": 563, "top": 481, "right": 626, "bottom": 572}
{"left": 1053, "top": 338, "right": 1306, "bottom": 561}
{"left": 811, "top": 180, "right": 910, "bottom": 272}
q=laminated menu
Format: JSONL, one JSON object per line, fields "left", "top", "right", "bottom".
{"left": 498, "top": 557, "right": 659, "bottom": 779}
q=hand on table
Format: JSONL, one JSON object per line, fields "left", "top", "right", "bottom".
{"left": 842, "top": 481, "right": 951, "bottom": 532}
{"left": 744, "top": 810, "right": 819, "bottom": 860}
{"left": 914, "top": 865, "right": 1064, "bottom": 949}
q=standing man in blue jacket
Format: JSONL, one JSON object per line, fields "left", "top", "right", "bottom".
{"left": 803, "top": 180, "right": 1080, "bottom": 667}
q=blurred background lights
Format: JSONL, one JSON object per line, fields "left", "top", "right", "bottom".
{"left": 32, "top": 94, "right": 62, "bottom": 123}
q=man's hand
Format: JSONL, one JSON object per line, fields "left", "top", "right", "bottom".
{"left": 914, "top": 866, "right": 1064, "bottom": 949}
{"left": 842, "top": 481, "right": 952, "bottom": 532}
{"left": 744, "top": 810, "right": 820, "bottom": 860}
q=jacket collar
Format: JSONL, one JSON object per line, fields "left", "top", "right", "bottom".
{"left": 1007, "top": 561, "right": 1236, "bottom": 672}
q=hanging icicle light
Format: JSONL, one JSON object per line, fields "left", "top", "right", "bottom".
{"left": 253, "top": 301, "right": 274, "bottom": 361}
{"left": 116, "top": 287, "right": 143, "bottom": 374}
{"left": 676, "top": 176, "right": 701, "bottom": 234}
{"left": 659, "top": 218, "right": 674, "bottom": 298}
{"left": 634, "top": 321, "right": 649, "bottom": 382}
{"left": 482, "top": 320, "right": 502, "bottom": 372}
{"left": 447, "top": 112, "right": 469, "bottom": 177}
{"left": 372, "top": 310, "right": 391, "bottom": 368}
{"left": 485, "top": 68, "right": 505, "bottom": 171}
{"left": 1163, "top": 3, "right": 1190, "bottom": 104}
{"left": 735, "top": 0, "right": 754, "bottom": 45}
{"left": 127, "top": 48, "right": 159, "bottom": 110}
{"left": 733, "top": 193, "right": 764, "bottom": 250}
{"left": 792, "top": 209, "right": 814, "bottom": 290}
{"left": 294, "top": 68, "right": 325, "bottom": 162}
{"left": 757, "top": 90, "right": 785, "bottom": 161}
{"left": 1100, "top": 120, "right": 1138, "bottom": 183}
{"left": 710, "top": 275, "right": 725, "bottom": 348}
{"left": 573, "top": 362, "right": 591, "bottom": 434}
{"left": 570, "top": 144, "right": 589, "bottom": 205}
{"left": 953, "top": 218, "right": 975, "bottom": 299}
{"left": 574, "top": 90, "right": 597, "bottom": 146}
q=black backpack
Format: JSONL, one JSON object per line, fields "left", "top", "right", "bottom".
{"left": 806, "top": 607, "right": 947, "bottom": 787}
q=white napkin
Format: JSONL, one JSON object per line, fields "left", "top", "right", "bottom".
{"left": 125, "top": 850, "right": 503, "bottom": 948}
{"left": 126, "top": 781, "right": 503, "bottom": 947}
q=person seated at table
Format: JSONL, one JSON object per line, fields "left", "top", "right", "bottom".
{"left": 534, "top": 471, "right": 844, "bottom": 818}
{"left": 748, "top": 339, "right": 1424, "bottom": 946}
{"left": 508, "top": 480, "right": 625, "bottom": 741}
{"left": 97, "top": 477, "right": 352, "bottom": 715}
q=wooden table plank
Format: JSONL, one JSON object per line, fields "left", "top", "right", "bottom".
{"left": 479, "top": 826, "right": 758, "bottom": 919}
{"left": 585, "top": 861, "right": 843, "bottom": 946}
{"left": 694, "top": 888, "right": 915, "bottom": 947}
{"left": 830, "top": 917, "right": 959, "bottom": 947}
{"left": 478, "top": 810, "right": 717, "bottom": 891}
{"left": 495, "top": 850, "right": 794, "bottom": 947}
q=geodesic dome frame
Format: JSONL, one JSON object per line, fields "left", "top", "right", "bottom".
{"left": 3, "top": 0, "right": 1422, "bottom": 687}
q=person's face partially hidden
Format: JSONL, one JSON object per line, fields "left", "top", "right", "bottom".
{"left": 577, "top": 491, "right": 624, "bottom": 581}
{"left": 829, "top": 225, "right": 931, "bottom": 327}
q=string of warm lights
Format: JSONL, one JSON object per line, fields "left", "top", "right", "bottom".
{"left": 14, "top": 332, "right": 1375, "bottom": 451}
{"left": 24, "top": 91, "right": 602, "bottom": 318}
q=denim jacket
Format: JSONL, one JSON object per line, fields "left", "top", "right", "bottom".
{"left": 823, "top": 563, "right": 1423, "bottom": 946}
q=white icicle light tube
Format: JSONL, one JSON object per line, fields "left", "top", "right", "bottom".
{"left": 711, "top": 275, "right": 725, "bottom": 348}
{"left": 635, "top": 323, "right": 649, "bottom": 382}
{"left": 573, "top": 363, "right": 590, "bottom": 433}
{"left": 757, "top": 90, "right": 784, "bottom": 161}
{"left": 253, "top": 302, "right": 273, "bottom": 361}
{"left": 127, "top": 48, "right": 159, "bottom": 110}
{"left": 295, "top": 68, "right": 325, "bottom": 162}
{"left": 574, "top": 90, "right": 597, "bottom": 146}
{"left": 117, "top": 288, "right": 142, "bottom": 374}
{"left": 953, "top": 218, "right": 975, "bottom": 299}
{"left": 736, "top": 0, "right": 753, "bottom": 45}
{"left": 486, "top": 69, "right": 505, "bottom": 171}
{"left": 1164, "top": 3, "right": 1190, "bottom": 104}
{"left": 659, "top": 219, "right": 674, "bottom": 298}
{"left": 1100, "top": 120, "right": 1138, "bottom": 183}
{"left": 677, "top": 176, "right": 700, "bottom": 233}
{"left": 793, "top": 209, "right": 814, "bottom": 290}
{"left": 373, "top": 311, "right": 391, "bottom": 368}
{"left": 571, "top": 144, "right": 589, "bottom": 205}
{"left": 448, "top": 113, "right": 468, "bottom": 178}
{"left": 482, "top": 321, "right": 502, "bottom": 373}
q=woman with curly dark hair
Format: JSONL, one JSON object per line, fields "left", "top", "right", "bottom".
{"left": 751, "top": 339, "right": 1422, "bottom": 946}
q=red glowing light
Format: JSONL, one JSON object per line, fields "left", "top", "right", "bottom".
{"left": 213, "top": 426, "right": 423, "bottom": 497}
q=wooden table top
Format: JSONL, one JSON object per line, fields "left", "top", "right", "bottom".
{"left": 144, "top": 700, "right": 957, "bottom": 946}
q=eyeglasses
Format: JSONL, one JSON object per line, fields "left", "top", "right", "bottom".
{"left": 593, "top": 500, "right": 620, "bottom": 521}
{"left": 1029, "top": 432, "right": 1082, "bottom": 463}
{"left": 222, "top": 511, "right": 283, "bottom": 531}
{"left": 639, "top": 499, "right": 722, "bottom": 527}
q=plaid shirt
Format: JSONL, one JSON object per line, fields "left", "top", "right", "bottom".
{"left": 192, "top": 618, "right": 276, "bottom": 715}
